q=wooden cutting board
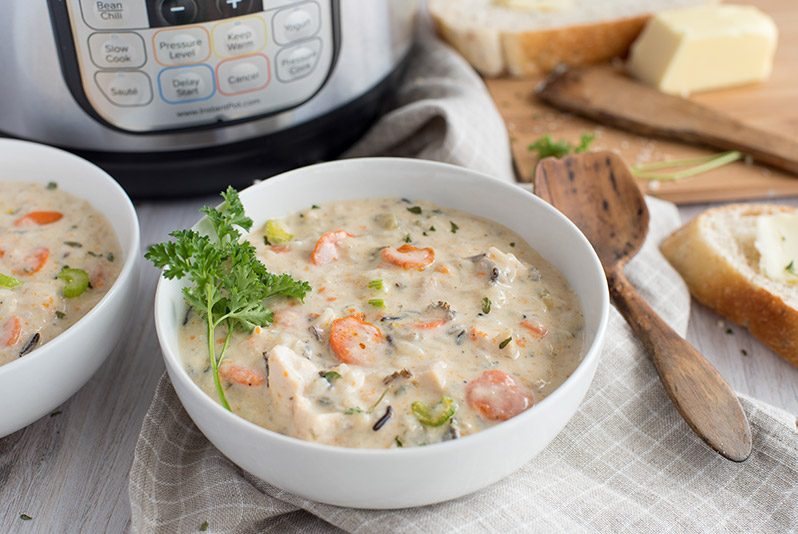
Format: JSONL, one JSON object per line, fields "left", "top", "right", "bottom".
{"left": 485, "top": 0, "right": 798, "bottom": 204}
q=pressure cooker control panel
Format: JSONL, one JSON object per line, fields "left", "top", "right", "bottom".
{"left": 53, "top": 0, "right": 337, "bottom": 132}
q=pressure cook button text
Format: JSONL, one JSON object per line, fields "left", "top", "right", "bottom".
{"left": 153, "top": 27, "right": 211, "bottom": 66}
{"left": 217, "top": 54, "right": 270, "bottom": 95}
{"left": 89, "top": 32, "right": 146, "bottom": 69}
{"left": 275, "top": 39, "right": 321, "bottom": 82}
{"left": 158, "top": 65, "right": 215, "bottom": 103}
{"left": 95, "top": 71, "right": 152, "bottom": 106}
{"left": 273, "top": 2, "right": 320, "bottom": 45}
{"left": 80, "top": 0, "right": 149, "bottom": 30}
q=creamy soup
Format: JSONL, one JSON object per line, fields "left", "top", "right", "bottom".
{"left": 180, "top": 198, "right": 585, "bottom": 448}
{"left": 0, "top": 182, "right": 123, "bottom": 366}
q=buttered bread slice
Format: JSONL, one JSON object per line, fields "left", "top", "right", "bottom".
{"left": 661, "top": 204, "right": 798, "bottom": 367}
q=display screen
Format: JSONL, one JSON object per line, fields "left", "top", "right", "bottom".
{"left": 145, "top": 0, "right": 266, "bottom": 28}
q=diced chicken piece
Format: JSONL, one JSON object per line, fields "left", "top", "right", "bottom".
{"left": 267, "top": 345, "right": 319, "bottom": 419}
{"left": 470, "top": 325, "right": 521, "bottom": 360}
{"left": 292, "top": 397, "right": 350, "bottom": 444}
{"left": 415, "top": 360, "right": 449, "bottom": 393}
{"left": 485, "top": 247, "right": 527, "bottom": 285}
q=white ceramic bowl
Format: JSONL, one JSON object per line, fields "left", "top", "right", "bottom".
{"left": 154, "top": 158, "right": 609, "bottom": 509}
{"left": 0, "top": 139, "right": 140, "bottom": 437}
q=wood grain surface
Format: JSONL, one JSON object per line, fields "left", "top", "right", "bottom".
{"left": 486, "top": 0, "right": 798, "bottom": 204}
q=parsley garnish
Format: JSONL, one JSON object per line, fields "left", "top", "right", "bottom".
{"left": 510, "top": 242, "right": 515, "bottom": 247}
{"left": 55, "top": 311, "right": 66, "bottom": 319}
{"left": 407, "top": 206, "right": 422, "bottom": 214}
{"left": 528, "top": 133, "right": 595, "bottom": 159}
{"left": 726, "top": 328, "right": 734, "bottom": 335}
{"left": 345, "top": 407, "right": 363, "bottom": 415}
{"left": 200, "top": 521, "right": 209, "bottom": 531}
{"left": 450, "top": 221, "right": 459, "bottom": 233}
{"left": 741, "top": 349, "right": 748, "bottom": 356}
{"left": 320, "top": 371, "right": 341, "bottom": 383}
{"left": 429, "top": 225, "right": 436, "bottom": 232}
{"left": 786, "top": 260, "right": 796, "bottom": 274}
{"left": 20, "top": 514, "right": 32, "bottom": 521}
{"left": 107, "top": 252, "right": 115, "bottom": 262}
{"left": 368, "top": 298, "right": 385, "bottom": 309}
{"left": 499, "top": 337, "right": 512, "bottom": 349}
{"left": 404, "top": 234, "right": 412, "bottom": 243}
{"left": 145, "top": 187, "right": 311, "bottom": 411}
{"left": 311, "top": 204, "right": 320, "bottom": 209}
{"left": 482, "top": 297, "right": 491, "bottom": 314}
{"left": 46, "top": 182, "right": 57, "bottom": 190}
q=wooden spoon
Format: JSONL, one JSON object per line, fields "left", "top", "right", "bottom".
{"left": 535, "top": 151, "right": 752, "bottom": 462}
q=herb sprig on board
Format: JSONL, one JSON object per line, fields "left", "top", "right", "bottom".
{"left": 145, "top": 187, "right": 311, "bottom": 410}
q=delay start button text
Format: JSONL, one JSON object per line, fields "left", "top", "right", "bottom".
{"left": 158, "top": 65, "right": 215, "bottom": 103}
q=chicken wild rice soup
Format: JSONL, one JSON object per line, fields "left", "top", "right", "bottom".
{"left": 0, "top": 182, "right": 122, "bottom": 366}
{"left": 179, "top": 197, "right": 585, "bottom": 448}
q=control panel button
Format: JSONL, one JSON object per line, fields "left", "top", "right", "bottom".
{"left": 95, "top": 71, "right": 153, "bottom": 106}
{"left": 153, "top": 27, "right": 210, "bottom": 66}
{"left": 275, "top": 39, "right": 321, "bottom": 82}
{"left": 88, "top": 32, "right": 147, "bottom": 69}
{"left": 79, "top": 0, "right": 150, "bottom": 30}
{"left": 216, "top": 0, "right": 255, "bottom": 19}
{"left": 212, "top": 17, "right": 266, "bottom": 58}
{"left": 273, "top": 2, "right": 320, "bottom": 45}
{"left": 158, "top": 65, "right": 215, "bottom": 102}
{"left": 217, "top": 54, "right": 270, "bottom": 95}
{"left": 159, "top": 0, "right": 199, "bottom": 26}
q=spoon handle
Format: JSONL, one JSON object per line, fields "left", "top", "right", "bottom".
{"left": 606, "top": 266, "right": 752, "bottom": 462}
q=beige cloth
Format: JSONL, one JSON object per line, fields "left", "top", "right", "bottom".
{"left": 129, "top": 33, "right": 798, "bottom": 534}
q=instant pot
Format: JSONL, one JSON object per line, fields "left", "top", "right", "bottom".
{"left": 0, "top": 1, "right": 417, "bottom": 197}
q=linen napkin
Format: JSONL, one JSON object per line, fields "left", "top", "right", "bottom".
{"left": 129, "top": 33, "right": 797, "bottom": 533}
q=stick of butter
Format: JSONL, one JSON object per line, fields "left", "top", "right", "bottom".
{"left": 755, "top": 214, "right": 798, "bottom": 284}
{"left": 627, "top": 5, "right": 778, "bottom": 95}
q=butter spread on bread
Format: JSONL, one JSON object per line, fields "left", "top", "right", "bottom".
{"left": 755, "top": 214, "right": 798, "bottom": 284}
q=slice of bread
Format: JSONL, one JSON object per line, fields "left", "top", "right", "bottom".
{"left": 660, "top": 204, "right": 798, "bottom": 367}
{"left": 428, "top": 0, "right": 719, "bottom": 77}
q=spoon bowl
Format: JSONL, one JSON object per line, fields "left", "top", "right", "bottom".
{"left": 535, "top": 151, "right": 752, "bottom": 462}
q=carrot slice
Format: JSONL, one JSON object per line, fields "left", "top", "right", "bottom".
{"left": 520, "top": 319, "right": 548, "bottom": 338}
{"left": 466, "top": 370, "right": 535, "bottom": 421}
{"left": 219, "top": 362, "right": 265, "bottom": 386}
{"left": 311, "top": 230, "right": 353, "bottom": 266}
{"left": 382, "top": 244, "right": 434, "bottom": 270}
{"left": 330, "top": 314, "right": 382, "bottom": 365}
{"left": 1, "top": 317, "right": 21, "bottom": 347}
{"left": 411, "top": 318, "right": 448, "bottom": 330}
{"left": 268, "top": 245, "right": 291, "bottom": 253}
{"left": 14, "top": 247, "right": 50, "bottom": 276}
{"left": 13, "top": 211, "right": 63, "bottom": 228}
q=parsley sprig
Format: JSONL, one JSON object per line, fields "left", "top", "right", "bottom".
{"left": 145, "top": 187, "right": 311, "bottom": 410}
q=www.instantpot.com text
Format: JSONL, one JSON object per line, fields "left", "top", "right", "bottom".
{"left": 175, "top": 98, "right": 261, "bottom": 118}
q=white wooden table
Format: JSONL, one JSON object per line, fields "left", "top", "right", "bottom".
{"left": 1, "top": 195, "right": 796, "bottom": 533}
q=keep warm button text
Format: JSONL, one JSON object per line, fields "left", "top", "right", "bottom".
{"left": 275, "top": 39, "right": 321, "bottom": 83}
{"left": 217, "top": 55, "right": 270, "bottom": 96}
